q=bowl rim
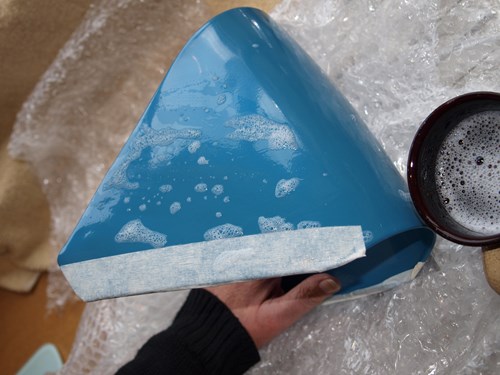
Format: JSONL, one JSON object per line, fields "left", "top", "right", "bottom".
{"left": 407, "top": 91, "right": 500, "bottom": 247}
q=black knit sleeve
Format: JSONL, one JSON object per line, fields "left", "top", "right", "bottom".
{"left": 116, "top": 289, "right": 260, "bottom": 375}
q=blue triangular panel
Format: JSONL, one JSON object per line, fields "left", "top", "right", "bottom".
{"left": 58, "top": 8, "right": 434, "bottom": 301}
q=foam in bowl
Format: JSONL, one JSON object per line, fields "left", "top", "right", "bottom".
{"left": 435, "top": 110, "right": 500, "bottom": 235}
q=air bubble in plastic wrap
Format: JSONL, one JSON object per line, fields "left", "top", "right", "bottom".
{"left": 8, "top": 0, "right": 500, "bottom": 373}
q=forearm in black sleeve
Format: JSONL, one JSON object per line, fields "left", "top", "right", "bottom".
{"left": 116, "top": 288, "right": 260, "bottom": 375}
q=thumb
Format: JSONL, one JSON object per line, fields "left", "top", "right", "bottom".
{"left": 270, "top": 274, "right": 341, "bottom": 329}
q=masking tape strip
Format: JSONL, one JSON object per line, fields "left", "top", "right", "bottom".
{"left": 61, "top": 226, "right": 365, "bottom": 301}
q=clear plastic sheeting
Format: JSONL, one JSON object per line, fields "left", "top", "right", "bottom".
{"left": 10, "top": 0, "right": 209, "bottom": 309}
{"left": 62, "top": 291, "right": 189, "bottom": 374}
{"left": 8, "top": 0, "right": 500, "bottom": 374}
{"left": 253, "top": 241, "right": 500, "bottom": 374}
{"left": 9, "top": 0, "right": 209, "bottom": 267}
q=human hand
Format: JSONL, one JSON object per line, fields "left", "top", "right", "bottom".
{"left": 205, "top": 274, "right": 340, "bottom": 348}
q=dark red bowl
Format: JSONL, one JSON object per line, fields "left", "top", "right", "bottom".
{"left": 407, "top": 91, "right": 500, "bottom": 247}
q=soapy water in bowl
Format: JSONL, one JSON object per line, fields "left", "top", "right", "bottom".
{"left": 435, "top": 110, "right": 500, "bottom": 235}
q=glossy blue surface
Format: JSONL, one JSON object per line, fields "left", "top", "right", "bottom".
{"left": 58, "top": 8, "right": 435, "bottom": 294}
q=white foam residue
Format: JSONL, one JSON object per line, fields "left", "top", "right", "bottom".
{"left": 435, "top": 111, "right": 500, "bottom": 234}
{"left": 123, "top": 197, "right": 130, "bottom": 204}
{"left": 188, "top": 140, "right": 201, "bottom": 154}
{"left": 109, "top": 164, "right": 139, "bottom": 190}
{"left": 215, "top": 212, "right": 222, "bottom": 218}
{"left": 398, "top": 189, "right": 411, "bottom": 202}
{"left": 115, "top": 219, "right": 167, "bottom": 248}
{"left": 197, "top": 156, "right": 209, "bottom": 165}
{"left": 275, "top": 177, "right": 300, "bottom": 198}
{"left": 258, "top": 216, "right": 294, "bottom": 233}
{"left": 194, "top": 183, "right": 207, "bottom": 192}
{"left": 148, "top": 140, "right": 191, "bottom": 169}
{"left": 216, "top": 94, "right": 226, "bottom": 105}
{"left": 108, "top": 125, "right": 201, "bottom": 190}
{"left": 226, "top": 114, "right": 299, "bottom": 150}
{"left": 159, "top": 184, "right": 173, "bottom": 193}
{"left": 268, "top": 126, "right": 298, "bottom": 150}
{"left": 203, "top": 223, "right": 244, "bottom": 241}
{"left": 169, "top": 201, "right": 181, "bottom": 215}
{"left": 138, "top": 204, "right": 146, "bottom": 211}
{"left": 211, "top": 184, "right": 224, "bottom": 195}
{"left": 297, "top": 220, "right": 321, "bottom": 229}
{"left": 223, "top": 196, "right": 230, "bottom": 203}
{"left": 363, "top": 230, "right": 374, "bottom": 243}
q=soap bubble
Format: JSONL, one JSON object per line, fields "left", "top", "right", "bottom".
{"left": 188, "top": 140, "right": 201, "bottom": 154}
{"left": 297, "top": 220, "right": 321, "bottom": 229}
{"left": 169, "top": 202, "right": 181, "bottom": 215}
{"left": 159, "top": 184, "right": 173, "bottom": 193}
{"left": 115, "top": 219, "right": 167, "bottom": 248}
{"left": 197, "top": 156, "right": 209, "bottom": 165}
{"left": 203, "top": 223, "right": 244, "bottom": 240}
{"left": 275, "top": 178, "right": 300, "bottom": 198}
{"left": 258, "top": 216, "right": 294, "bottom": 233}
{"left": 211, "top": 184, "right": 224, "bottom": 195}
{"left": 194, "top": 183, "right": 208, "bottom": 192}
{"left": 226, "top": 114, "right": 299, "bottom": 150}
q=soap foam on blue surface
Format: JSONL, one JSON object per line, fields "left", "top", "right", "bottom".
{"left": 115, "top": 219, "right": 167, "bottom": 248}
{"left": 226, "top": 114, "right": 299, "bottom": 150}
{"left": 275, "top": 178, "right": 300, "bottom": 198}
{"left": 203, "top": 223, "right": 244, "bottom": 241}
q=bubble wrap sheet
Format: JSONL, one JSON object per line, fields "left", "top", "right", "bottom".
{"left": 9, "top": 0, "right": 500, "bottom": 373}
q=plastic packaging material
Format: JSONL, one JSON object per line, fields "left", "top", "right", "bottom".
{"left": 8, "top": 0, "right": 500, "bottom": 374}
{"left": 253, "top": 241, "right": 500, "bottom": 374}
{"left": 9, "top": 0, "right": 209, "bottom": 307}
{"left": 62, "top": 290, "right": 189, "bottom": 374}
{"left": 273, "top": 0, "right": 500, "bottom": 176}
{"left": 9, "top": 0, "right": 209, "bottom": 263}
